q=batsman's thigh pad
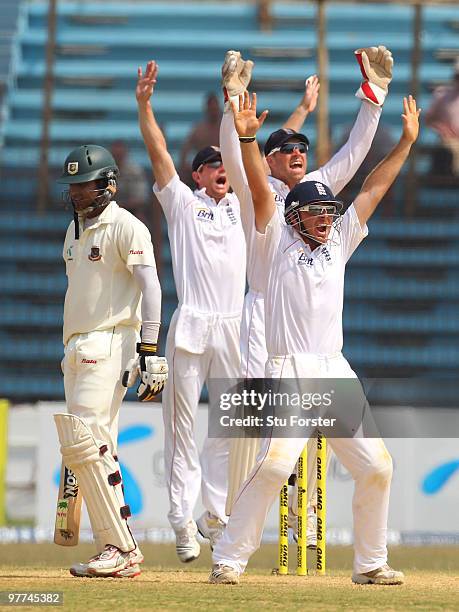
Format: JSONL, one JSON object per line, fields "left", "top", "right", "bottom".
{"left": 54, "top": 413, "right": 135, "bottom": 552}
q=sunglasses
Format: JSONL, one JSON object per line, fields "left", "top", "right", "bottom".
{"left": 197, "top": 160, "right": 223, "bottom": 172}
{"left": 298, "top": 204, "right": 338, "bottom": 216}
{"left": 268, "top": 142, "right": 308, "bottom": 156}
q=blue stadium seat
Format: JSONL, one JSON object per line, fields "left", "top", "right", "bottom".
{"left": 1, "top": 1, "right": 459, "bottom": 400}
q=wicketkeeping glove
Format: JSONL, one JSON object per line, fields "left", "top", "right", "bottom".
{"left": 122, "top": 342, "right": 168, "bottom": 401}
{"left": 354, "top": 45, "right": 393, "bottom": 107}
{"left": 222, "top": 50, "right": 254, "bottom": 101}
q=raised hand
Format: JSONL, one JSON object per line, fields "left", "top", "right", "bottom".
{"left": 136, "top": 60, "right": 158, "bottom": 104}
{"left": 355, "top": 45, "right": 393, "bottom": 106}
{"left": 222, "top": 50, "right": 254, "bottom": 98}
{"left": 230, "top": 91, "right": 269, "bottom": 138}
{"left": 401, "top": 95, "right": 421, "bottom": 144}
{"left": 302, "top": 75, "right": 320, "bottom": 113}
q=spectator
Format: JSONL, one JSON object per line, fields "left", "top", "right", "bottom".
{"left": 425, "top": 58, "right": 459, "bottom": 177}
{"left": 179, "top": 93, "right": 222, "bottom": 185}
{"left": 110, "top": 140, "right": 151, "bottom": 226}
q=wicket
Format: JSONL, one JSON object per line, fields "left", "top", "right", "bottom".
{"left": 277, "top": 432, "right": 327, "bottom": 575}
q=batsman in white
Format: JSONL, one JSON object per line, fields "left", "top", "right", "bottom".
{"left": 136, "top": 61, "right": 247, "bottom": 562}
{"left": 220, "top": 47, "right": 393, "bottom": 544}
{"left": 55, "top": 144, "right": 168, "bottom": 578}
{"left": 209, "top": 92, "right": 420, "bottom": 585}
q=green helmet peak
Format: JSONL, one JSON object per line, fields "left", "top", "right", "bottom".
{"left": 56, "top": 144, "right": 119, "bottom": 184}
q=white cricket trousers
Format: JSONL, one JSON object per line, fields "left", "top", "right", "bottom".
{"left": 63, "top": 325, "right": 137, "bottom": 452}
{"left": 63, "top": 326, "right": 137, "bottom": 552}
{"left": 163, "top": 308, "right": 241, "bottom": 531}
{"left": 213, "top": 353, "right": 393, "bottom": 575}
{"left": 240, "top": 289, "right": 267, "bottom": 379}
{"left": 239, "top": 289, "right": 330, "bottom": 507}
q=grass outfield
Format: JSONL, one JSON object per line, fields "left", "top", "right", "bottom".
{"left": 0, "top": 544, "right": 458, "bottom": 611}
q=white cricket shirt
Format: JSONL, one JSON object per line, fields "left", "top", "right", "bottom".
{"left": 219, "top": 102, "right": 381, "bottom": 292}
{"left": 154, "top": 173, "right": 246, "bottom": 315}
{"left": 62, "top": 201, "right": 156, "bottom": 345}
{"left": 257, "top": 204, "right": 368, "bottom": 357}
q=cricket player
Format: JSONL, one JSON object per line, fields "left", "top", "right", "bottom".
{"left": 136, "top": 61, "right": 246, "bottom": 561}
{"left": 220, "top": 47, "right": 393, "bottom": 544}
{"left": 55, "top": 144, "right": 168, "bottom": 578}
{"left": 209, "top": 92, "right": 420, "bottom": 584}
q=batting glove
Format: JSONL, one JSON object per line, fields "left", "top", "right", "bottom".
{"left": 222, "top": 50, "right": 254, "bottom": 101}
{"left": 122, "top": 342, "right": 168, "bottom": 401}
{"left": 354, "top": 45, "right": 393, "bottom": 107}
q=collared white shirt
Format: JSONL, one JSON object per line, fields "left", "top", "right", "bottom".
{"left": 256, "top": 204, "right": 368, "bottom": 357}
{"left": 62, "top": 201, "right": 156, "bottom": 345}
{"left": 219, "top": 101, "right": 381, "bottom": 293}
{"left": 154, "top": 173, "right": 246, "bottom": 315}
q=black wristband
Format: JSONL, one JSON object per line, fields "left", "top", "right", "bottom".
{"left": 137, "top": 342, "right": 157, "bottom": 356}
{"left": 239, "top": 136, "right": 256, "bottom": 143}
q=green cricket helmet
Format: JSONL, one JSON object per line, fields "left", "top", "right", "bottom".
{"left": 57, "top": 144, "right": 119, "bottom": 184}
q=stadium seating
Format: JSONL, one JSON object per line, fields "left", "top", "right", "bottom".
{"left": 0, "top": 1, "right": 458, "bottom": 400}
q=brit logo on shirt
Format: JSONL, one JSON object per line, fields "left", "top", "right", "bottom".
{"left": 88, "top": 246, "right": 102, "bottom": 261}
{"left": 196, "top": 207, "right": 214, "bottom": 222}
{"left": 297, "top": 249, "right": 313, "bottom": 266}
{"left": 274, "top": 193, "right": 284, "bottom": 204}
{"left": 226, "top": 206, "right": 237, "bottom": 225}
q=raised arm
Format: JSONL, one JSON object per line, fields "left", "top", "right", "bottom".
{"left": 136, "top": 61, "right": 176, "bottom": 190}
{"left": 231, "top": 92, "right": 274, "bottom": 233}
{"left": 220, "top": 50, "right": 254, "bottom": 199}
{"left": 221, "top": 52, "right": 319, "bottom": 182}
{"left": 283, "top": 75, "right": 319, "bottom": 132}
{"left": 354, "top": 96, "right": 420, "bottom": 226}
{"left": 310, "top": 46, "right": 393, "bottom": 196}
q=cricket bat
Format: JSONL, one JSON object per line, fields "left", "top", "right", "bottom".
{"left": 54, "top": 462, "right": 82, "bottom": 546}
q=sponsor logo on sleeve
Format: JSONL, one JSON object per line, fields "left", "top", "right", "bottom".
{"left": 129, "top": 249, "right": 144, "bottom": 255}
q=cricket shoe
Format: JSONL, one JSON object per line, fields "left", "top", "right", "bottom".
{"left": 70, "top": 545, "right": 143, "bottom": 578}
{"left": 208, "top": 564, "right": 240, "bottom": 585}
{"left": 70, "top": 562, "right": 141, "bottom": 578}
{"left": 196, "top": 511, "right": 226, "bottom": 551}
{"left": 86, "top": 544, "right": 143, "bottom": 577}
{"left": 175, "top": 519, "right": 201, "bottom": 563}
{"left": 352, "top": 564, "right": 405, "bottom": 585}
{"left": 289, "top": 507, "right": 317, "bottom": 549}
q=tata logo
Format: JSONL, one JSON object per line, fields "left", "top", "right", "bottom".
{"left": 422, "top": 459, "right": 459, "bottom": 495}
{"left": 196, "top": 207, "right": 214, "bottom": 222}
{"left": 297, "top": 249, "right": 313, "bottom": 266}
{"left": 53, "top": 424, "right": 154, "bottom": 516}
